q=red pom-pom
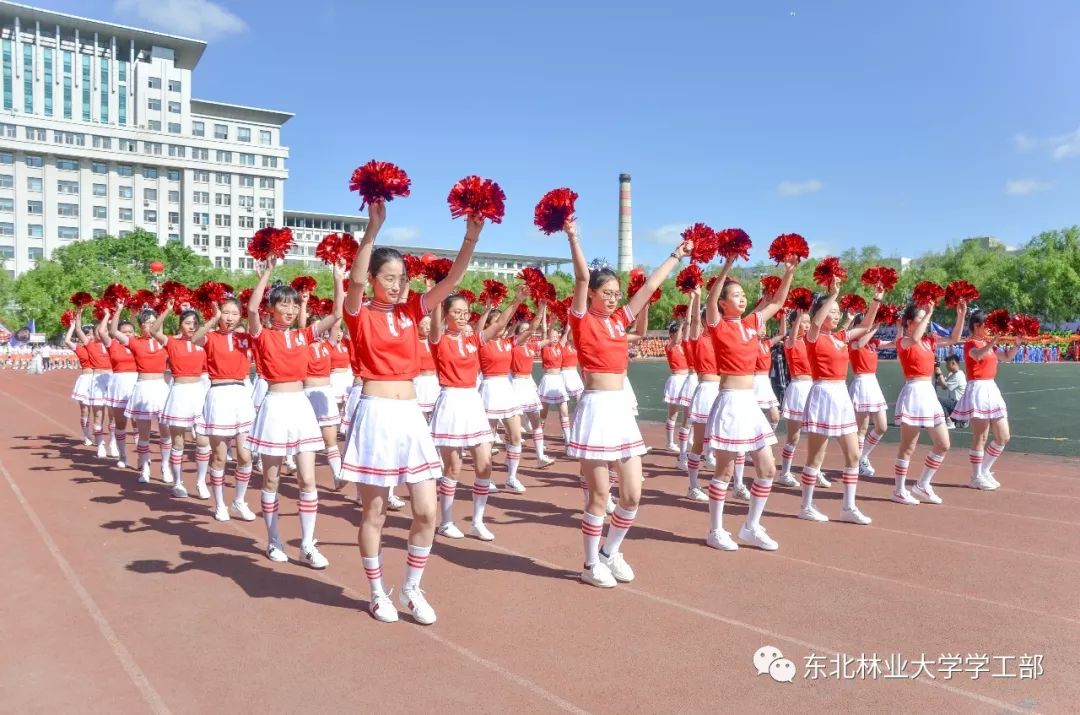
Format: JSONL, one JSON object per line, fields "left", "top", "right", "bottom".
{"left": 533, "top": 188, "right": 578, "bottom": 234}
{"left": 759, "top": 275, "right": 782, "bottom": 296}
{"left": 718, "top": 228, "right": 752, "bottom": 261}
{"left": 786, "top": 287, "right": 814, "bottom": 312}
{"left": 512, "top": 303, "right": 535, "bottom": 324}
{"left": 469, "top": 311, "right": 481, "bottom": 325}
{"left": 401, "top": 253, "right": 424, "bottom": 279}
{"left": 127, "top": 289, "right": 157, "bottom": 312}
{"left": 70, "top": 291, "right": 93, "bottom": 308}
{"left": 813, "top": 257, "right": 848, "bottom": 287}
{"left": 768, "top": 233, "right": 809, "bottom": 263}
{"left": 102, "top": 283, "right": 131, "bottom": 307}
{"left": 447, "top": 176, "right": 506, "bottom": 224}
{"left": 944, "top": 280, "right": 980, "bottom": 308}
{"left": 60, "top": 310, "right": 76, "bottom": 328}
{"left": 238, "top": 288, "right": 255, "bottom": 307}
{"left": 290, "top": 276, "right": 317, "bottom": 294}
{"left": 518, "top": 266, "right": 556, "bottom": 304}
{"left": 985, "top": 309, "right": 1011, "bottom": 335}
{"left": 315, "top": 232, "right": 359, "bottom": 269}
{"left": 480, "top": 279, "right": 508, "bottom": 307}
{"left": 675, "top": 264, "right": 703, "bottom": 294}
{"left": 861, "top": 266, "right": 898, "bottom": 291}
{"left": 91, "top": 298, "right": 111, "bottom": 322}
{"left": 1009, "top": 313, "right": 1040, "bottom": 338}
{"left": 247, "top": 227, "right": 294, "bottom": 262}
{"left": 673, "top": 304, "right": 689, "bottom": 321}
{"left": 158, "top": 281, "right": 193, "bottom": 314}
{"left": 459, "top": 289, "right": 477, "bottom": 306}
{"left": 838, "top": 294, "right": 868, "bottom": 314}
{"left": 627, "top": 268, "right": 661, "bottom": 303}
{"left": 876, "top": 303, "right": 899, "bottom": 326}
{"left": 149, "top": 261, "right": 165, "bottom": 275}
{"left": 192, "top": 281, "right": 233, "bottom": 318}
{"left": 349, "top": 160, "right": 411, "bottom": 210}
{"left": 682, "top": 223, "right": 718, "bottom": 264}
{"left": 706, "top": 274, "right": 721, "bottom": 291}
{"left": 423, "top": 257, "right": 454, "bottom": 283}
{"left": 317, "top": 297, "right": 336, "bottom": 317}
{"left": 911, "top": 281, "right": 945, "bottom": 308}
{"left": 549, "top": 297, "right": 569, "bottom": 324}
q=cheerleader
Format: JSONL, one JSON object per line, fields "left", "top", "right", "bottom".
{"left": 511, "top": 305, "right": 554, "bottom": 467}
{"left": 777, "top": 310, "right": 812, "bottom": 488}
{"left": 662, "top": 319, "right": 690, "bottom": 451}
{"left": 246, "top": 261, "right": 336, "bottom": 568}
{"left": 848, "top": 314, "right": 894, "bottom": 478}
{"left": 703, "top": 255, "right": 797, "bottom": 552}
{"left": 892, "top": 300, "right": 966, "bottom": 505}
{"left": 952, "top": 309, "right": 1019, "bottom": 490}
{"left": 191, "top": 298, "right": 257, "bottom": 521}
{"left": 537, "top": 321, "right": 572, "bottom": 444}
{"left": 113, "top": 307, "right": 171, "bottom": 483}
{"left": 564, "top": 219, "right": 689, "bottom": 588}
{"left": 796, "top": 280, "right": 883, "bottom": 524}
{"left": 98, "top": 307, "right": 139, "bottom": 469}
{"left": 560, "top": 326, "right": 585, "bottom": 402}
{"left": 683, "top": 287, "right": 717, "bottom": 502}
{"left": 72, "top": 312, "right": 118, "bottom": 459}
{"left": 152, "top": 302, "right": 212, "bottom": 498}
{"left": 414, "top": 313, "right": 441, "bottom": 417}
{"left": 339, "top": 201, "right": 480, "bottom": 625}
{"left": 621, "top": 306, "right": 649, "bottom": 418}
{"left": 328, "top": 322, "right": 353, "bottom": 415}
{"left": 674, "top": 317, "right": 700, "bottom": 469}
{"left": 64, "top": 321, "right": 94, "bottom": 445}
{"left": 431, "top": 287, "right": 527, "bottom": 541}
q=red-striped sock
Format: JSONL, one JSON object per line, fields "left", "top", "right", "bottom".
{"left": 94, "top": 425, "right": 104, "bottom": 447}
{"left": 860, "top": 429, "right": 882, "bottom": 462}
{"left": 800, "top": 467, "right": 818, "bottom": 509}
{"left": 210, "top": 468, "right": 226, "bottom": 507}
{"left": 665, "top": 419, "right": 676, "bottom": 445}
{"left": 581, "top": 511, "right": 604, "bottom": 567}
{"left": 708, "top": 478, "right": 728, "bottom": 532}
{"left": 747, "top": 479, "right": 772, "bottom": 529}
{"left": 919, "top": 452, "right": 945, "bottom": 488}
{"left": 234, "top": 464, "right": 251, "bottom": 502}
{"left": 841, "top": 467, "right": 858, "bottom": 510}
{"left": 362, "top": 555, "right": 385, "bottom": 597}
{"left": 80, "top": 416, "right": 91, "bottom": 440}
{"left": 984, "top": 441, "right": 1005, "bottom": 474}
{"left": 894, "top": 458, "right": 910, "bottom": 492}
{"left": 136, "top": 440, "right": 150, "bottom": 468}
{"left": 678, "top": 426, "right": 691, "bottom": 457}
{"left": 560, "top": 416, "right": 570, "bottom": 436}
{"left": 687, "top": 452, "right": 701, "bottom": 490}
{"left": 733, "top": 453, "right": 747, "bottom": 488}
{"left": 533, "top": 428, "right": 546, "bottom": 460}
{"left": 969, "top": 450, "right": 985, "bottom": 480}
{"left": 170, "top": 452, "right": 184, "bottom": 486}
{"left": 472, "top": 479, "right": 490, "bottom": 525}
{"left": 506, "top": 444, "right": 522, "bottom": 483}
{"left": 261, "top": 490, "right": 280, "bottom": 544}
{"left": 326, "top": 447, "right": 341, "bottom": 479}
{"left": 298, "top": 490, "right": 318, "bottom": 548}
{"left": 603, "top": 506, "right": 637, "bottom": 555}
{"left": 780, "top": 442, "right": 797, "bottom": 475}
{"left": 195, "top": 445, "right": 211, "bottom": 486}
{"left": 115, "top": 430, "right": 127, "bottom": 462}
{"left": 404, "top": 543, "right": 431, "bottom": 589}
{"left": 437, "top": 478, "right": 457, "bottom": 525}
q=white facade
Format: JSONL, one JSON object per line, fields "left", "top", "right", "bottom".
{"left": 0, "top": 1, "right": 291, "bottom": 276}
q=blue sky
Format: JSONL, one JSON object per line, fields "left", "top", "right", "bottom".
{"left": 35, "top": 0, "right": 1080, "bottom": 266}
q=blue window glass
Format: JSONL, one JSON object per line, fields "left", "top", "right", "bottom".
{"left": 43, "top": 48, "right": 52, "bottom": 116}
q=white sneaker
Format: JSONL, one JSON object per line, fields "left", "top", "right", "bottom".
{"left": 108, "top": 445, "right": 120, "bottom": 459}
{"left": 581, "top": 562, "right": 617, "bottom": 588}
{"left": 798, "top": 505, "right": 829, "bottom": 522}
{"left": 605, "top": 495, "right": 617, "bottom": 515}
{"left": 859, "top": 459, "right": 876, "bottom": 477}
{"left": 912, "top": 484, "right": 943, "bottom": 505}
{"left": 161, "top": 468, "right": 174, "bottom": 485}
{"left": 537, "top": 456, "right": 555, "bottom": 469}
{"left": 486, "top": 481, "right": 499, "bottom": 494}
{"left": 213, "top": 506, "right": 230, "bottom": 522}
{"left": 138, "top": 464, "right": 151, "bottom": 483}
{"left": 816, "top": 473, "right": 832, "bottom": 488}
{"left": 172, "top": 483, "right": 188, "bottom": 499}
{"left": 469, "top": 523, "right": 495, "bottom": 541}
{"left": 601, "top": 551, "right": 635, "bottom": 583}
{"left": 891, "top": 489, "right": 919, "bottom": 505}
{"left": 738, "top": 524, "right": 779, "bottom": 551}
{"left": 116, "top": 460, "right": 127, "bottom": 470}
{"left": 387, "top": 494, "right": 406, "bottom": 511}
{"left": 732, "top": 483, "right": 752, "bottom": 502}
{"left": 266, "top": 541, "right": 288, "bottom": 563}
{"left": 946, "top": 421, "right": 956, "bottom": 430}
{"left": 706, "top": 529, "right": 739, "bottom": 551}
{"left": 436, "top": 522, "right": 464, "bottom": 539}
{"left": 399, "top": 586, "right": 437, "bottom": 625}
{"left": 83, "top": 437, "right": 94, "bottom": 447}
{"left": 194, "top": 481, "right": 211, "bottom": 500}
{"left": 776, "top": 473, "right": 799, "bottom": 488}
{"left": 369, "top": 592, "right": 399, "bottom": 623}
{"left": 301, "top": 544, "right": 330, "bottom": 569}
{"left": 676, "top": 456, "right": 688, "bottom": 472}
{"left": 969, "top": 474, "right": 998, "bottom": 491}
{"left": 96, "top": 444, "right": 107, "bottom": 459}
{"left": 503, "top": 479, "right": 526, "bottom": 494}
{"left": 333, "top": 475, "right": 346, "bottom": 492}
{"left": 665, "top": 441, "right": 679, "bottom": 453}
{"left": 838, "top": 506, "right": 872, "bottom": 525}
{"left": 983, "top": 471, "right": 1000, "bottom": 488}
{"left": 229, "top": 501, "right": 257, "bottom": 521}
{"left": 686, "top": 486, "right": 708, "bottom": 502}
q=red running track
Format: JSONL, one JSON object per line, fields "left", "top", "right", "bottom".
{"left": 1, "top": 371, "right": 1077, "bottom": 713}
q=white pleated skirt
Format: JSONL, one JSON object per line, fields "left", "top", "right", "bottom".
{"left": 248, "top": 390, "right": 324, "bottom": 456}
{"left": 251, "top": 376, "right": 269, "bottom": 412}
{"left": 623, "top": 376, "right": 639, "bottom": 416}
{"left": 413, "top": 373, "right": 441, "bottom": 413}
{"left": 849, "top": 373, "right": 888, "bottom": 413}
{"left": 567, "top": 389, "right": 647, "bottom": 462}
{"left": 677, "top": 372, "right": 699, "bottom": 407}
{"left": 71, "top": 373, "right": 93, "bottom": 403}
{"left": 951, "top": 379, "right": 1007, "bottom": 421}
{"left": 481, "top": 376, "right": 522, "bottom": 419}
{"left": 339, "top": 395, "right": 442, "bottom": 486}
{"left": 87, "top": 372, "right": 112, "bottom": 408}
{"left": 801, "top": 381, "right": 857, "bottom": 436}
{"left": 688, "top": 381, "right": 721, "bottom": 424}
{"left": 561, "top": 368, "right": 584, "bottom": 398}
{"left": 330, "top": 370, "right": 353, "bottom": 403}
{"left": 537, "top": 373, "right": 569, "bottom": 405}
{"left": 513, "top": 375, "right": 542, "bottom": 413}
{"left": 780, "top": 379, "right": 812, "bottom": 421}
{"left": 124, "top": 378, "right": 169, "bottom": 422}
{"left": 200, "top": 383, "right": 256, "bottom": 436}
{"left": 159, "top": 381, "right": 207, "bottom": 430}
{"left": 753, "top": 374, "right": 779, "bottom": 409}
{"left": 105, "top": 372, "right": 139, "bottom": 409}
{"left": 303, "top": 385, "right": 341, "bottom": 428}
{"left": 663, "top": 373, "right": 690, "bottom": 405}
{"left": 341, "top": 382, "right": 364, "bottom": 436}
{"left": 707, "top": 389, "right": 778, "bottom": 453}
{"left": 430, "top": 387, "right": 496, "bottom": 447}
{"left": 893, "top": 380, "right": 945, "bottom": 428}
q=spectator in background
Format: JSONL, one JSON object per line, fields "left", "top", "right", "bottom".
{"left": 935, "top": 355, "right": 967, "bottom": 429}
{"left": 40, "top": 343, "right": 52, "bottom": 371}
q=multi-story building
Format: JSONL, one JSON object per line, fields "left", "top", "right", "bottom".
{"left": 283, "top": 209, "right": 570, "bottom": 277}
{"left": 0, "top": 1, "right": 291, "bottom": 276}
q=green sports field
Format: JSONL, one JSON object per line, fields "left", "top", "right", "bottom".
{"left": 617, "top": 361, "right": 1080, "bottom": 457}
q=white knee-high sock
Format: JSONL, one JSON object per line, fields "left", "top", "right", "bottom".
{"left": 195, "top": 445, "right": 211, "bottom": 486}
{"left": 708, "top": 479, "right": 728, "bottom": 533}
{"left": 603, "top": 506, "right": 637, "bottom": 556}
{"left": 261, "top": 490, "right": 280, "bottom": 544}
{"left": 298, "top": 490, "right": 318, "bottom": 548}
{"left": 841, "top": 467, "right": 858, "bottom": 510}
{"left": 800, "top": 467, "right": 818, "bottom": 509}
{"left": 746, "top": 479, "right": 772, "bottom": 530}
{"left": 472, "top": 479, "right": 490, "bottom": 526}
{"left": 438, "top": 478, "right": 457, "bottom": 525}
{"left": 919, "top": 452, "right": 945, "bottom": 488}
{"left": 860, "top": 430, "right": 882, "bottom": 462}
{"left": 984, "top": 442, "right": 1005, "bottom": 474}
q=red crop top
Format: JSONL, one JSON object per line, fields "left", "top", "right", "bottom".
{"left": 708, "top": 313, "right": 764, "bottom": 377}
{"left": 306, "top": 340, "right": 332, "bottom": 379}
{"left": 683, "top": 339, "right": 697, "bottom": 373}
{"left": 897, "top": 336, "right": 935, "bottom": 379}
{"left": 479, "top": 337, "right": 514, "bottom": 376}
{"left": 666, "top": 343, "right": 689, "bottom": 372}
{"left": 329, "top": 341, "right": 352, "bottom": 370}
{"left": 342, "top": 293, "right": 427, "bottom": 381}
{"left": 252, "top": 325, "right": 316, "bottom": 383}
{"left": 433, "top": 331, "right": 482, "bottom": 388}
{"left": 849, "top": 339, "right": 879, "bottom": 375}
{"left": 74, "top": 344, "right": 91, "bottom": 369}
{"left": 541, "top": 344, "right": 563, "bottom": 370}
{"left": 128, "top": 337, "right": 168, "bottom": 373}
{"left": 164, "top": 337, "right": 207, "bottom": 378}
{"left": 511, "top": 344, "right": 535, "bottom": 375}
{"left": 963, "top": 339, "right": 998, "bottom": 380}
{"left": 107, "top": 341, "right": 137, "bottom": 372}
{"left": 569, "top": 306, "right": 633, "bottom": 375}
{"left": 418, "top": 338, "right": 436, "bottom": 372}
{"left": 85, "top": 341, "right": 112, "bottom": 370}
{"left": 754, "top": 341, "right": 772, "bottom": 373}
{"left": 561, "top": 343, "right": 579, "bottom": 369}
{"left": 693, "top": 335, "right": 718, "bottom": 375}
{"left": 785, "top": 337, "right": 812, "bottom": 377}
{"left": 204, "top": 331, "right": 252, "bottom": 381}
{"left": 806, "top": 330, "right": 849, "bottom": 380}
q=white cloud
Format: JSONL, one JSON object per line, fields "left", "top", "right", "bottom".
{"left": 381, "top": 226, "right": 421, "bottom": 245}
{"left": 1011, "top": 127, "right": 1080, "bottom": 160}
{"left": 647, "top": 223, "right": 690, "bottom": 246}
{"left": 1005, "top": 179, "right": 1051, "bottom": 196}
{"left": 1013, "top": 133, "right": 1036, "bottom": 151}
{"left": 777, "top": 179, "right": 823, "bottom": 197}
{"left": 113, "top": 0, "right": 247, "bottom": 41}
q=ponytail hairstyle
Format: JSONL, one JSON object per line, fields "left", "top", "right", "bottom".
{"left": 850, "top": 312, "right": 867, "bottom": 328}
{"left": 967, "top": 308, "right": 985, "bottom": 333}
{"left": 179, "top": 309, "right": 202, "bottom": 327}
{"left": 117, "top": 320, "right": 134, "bottom": 332}
{"left": 900, "top": 303, "right": 920, "bottom": 333}
{"left": 720, "top": 278, "right": 742, "bottom": 300}
{"left": 810, "top": 292, "right": 831, "bottom": 316}
{"left": 137, "top": 308, "right": 157, "bottom": 325}
{"left": 371, "top": 247, "right": 404, "bottom": 277}
{"left": 588, "top": 266, "right": 619, "bottom": 291}
{"left": 442, "top": 292, "right": 469, "bottom": 314}
{"left": 266, "top": 281, "right": 299, "bottom": 307}
{"left": 219, "top": 297, "right": 241, "bottom": 312}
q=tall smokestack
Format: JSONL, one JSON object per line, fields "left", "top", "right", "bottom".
{"left": 617, "top": 173, "right": 633, "bottom": 273}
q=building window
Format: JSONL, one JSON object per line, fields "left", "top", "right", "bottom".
{"left": 57, "top": 202, "right": 79, "bottom": 217}
{"left": 145, "top": 142, "right": 162, "bottom": 156}
{"left": 119, "top": 230, "right": 132, "bottom": 238}
{"left": 144, "top": 210, "right": 157, "bottom": 223}
{"left": 192, "top": 121, "right": 204, "bottom": 137}
{"left": 168, "top": 101, "right": 181, "bottom": 113}
{"left": 22, "top": 43, "right": 32, "bottom": 114}
{"left": 120, "top": 139, "right": 137, "bottom": 153}
{"left": 92, "top": 183, "right": 107, "bottom": 197}
{"left": 239, "top": 153, "right": 255, "bottom": 166}
{"left": 144, "top": 188, "right": 158, "bottom": 201}
{"left": 259, "top": 178, "right": 274, "bottom": 189}
{"left": 91, "top": 162, "right": 108, "bottom": 175}
{"left": 215, "top": 193, "right": 231, "bottom": 206}
{"left": 192, "top": 148, "right": 208, "bottom": 160}
{"left": 0, "top": 174, "right": 12, "bottom": 189}
{"left": 168, "top": 144, "right": 186, "bottom": 158}
{"left": 148, "top": 77, "right": 161, "bottom": 89}
{"left": 0, "top": 197, "right": 11, "bottom": 212}
{"left": 119, "top": 207, "right": 133, "bottom": 221}
{"left": 168, "top": 191, "right": 180, "bottom": 204}
{"left": 82, "top": 55, "right": 91, "bottom": 121}
{"left": 239, "top": 175, "right": 254, "bottom": 188}
{"left": 239, "top": 215, "right": 254, "bottom": 229}
{"left": 99, "top": 57, "right": 109, "bottom": 123}
{"left": 93, "top": 135, "right": 112, "bottom": 150}
{"left": 0, "top": 151, "right": 10, "bottom": 165}
{"left": 214, "top": 124, "right": 228, "bottom": 140}
{"left": 26, "top": 154, "right": 44, "bottom": 168}
{"left": 119, "top": 186, "right": 133, "bottom": 199}
{"left": 193, "top": 191, "right": 209, "bottom": 203}
{"left": 27, "top": 177, "right": 43, "bottom": 192}
{"left": 0, "top": 123, "right": 13, "bottom": 138}
{"left": 62, "top": 50, "right": 73, "bottom": 119}
{"left": 0, "top": 224, "right": 12, "bottom": 237}
{"left": 28, "top": 246, "right": 43, "bottom": 261}
{"left": 193, "top": 171, "right": 209, "bottom": 183}
{"left": 2, "top": 40, "right": 12, "bottom": 111}
{"left": 262, "top": 156, "right": 279, "bottom": 169}
{"left": 216, "top": 150, "right": 232, "bottom": 163}
{"left": 167, "top": 169, "right": 181, "bottom": 182}
{"left": 215, "top": 214, "right": 231, "bottom": 227}
{"left": 57, "top": 180, "right": 79, "bottom": 195}
{"left": 193, "top": 212, "right": 209, "bottom": 225}
{"left": 214, "top": 235, "right": 232, "bottom": 248}
{"left": 148, "top": 98, "right": 161, "bottom": 111}
{"left": 57, "top": 158, "right": 79, "bottom": 171}
{"left": 144, "top": 167, "right": 159, "bottom": 179}
{"left": 238, "top": 195, "right": 254, "bottom": 208}
{"left": 43, "top": 48, "right": 53, "bottom": 116}
{"left": 58, "top": 226, "right": 80, "bottom": 240}
{"left": 215, "top": 173, "right": 231, "bottom": 185}
{"left": 259, "top": 130, "right": 272, "bottom": 145}
{"left": 168, "top": 123, "right": 181, "bottom": 134}
{"left": 168, "top": 79, "right": 182, "bottom": 92}
{"left": 24, "top": 127, "right": 45, "bottom": 141}
{"left": 147, "top": 120, "right": 161, "bottom": 131}
{"left": 259, "top": 197, "right": 276, "bottom": 210}
{"left": 168, "top": 211, "right": 180, "bottom": 224}
{"left": 93, "top": 228, "right": 107, "bottom": 237}
{"left": 118, "top": 164, "right": 134, "bottom": 177}
{"left": 118, "top": 89, "right": 127, "bottom": 126}
{"left": 168, "top": 233, "right": 179, "bottom": 242}
{"left": 93, "top": 206, "right": 107, "bottom": 219}
{"left": 237, "top": 127, "right": 251, "bottom": 142}
{"left": 26, "top": 200, "right": 42, "bottom": 214}
{"left": 28, "top": 224, "right": 43, "bottom": 238}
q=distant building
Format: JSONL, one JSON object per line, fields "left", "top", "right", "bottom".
{"left": 962, "top": 236, "right": 1020, "bottom": 253}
